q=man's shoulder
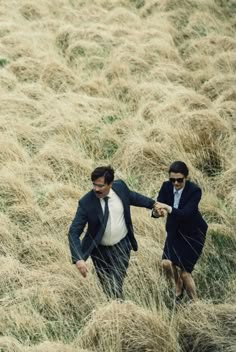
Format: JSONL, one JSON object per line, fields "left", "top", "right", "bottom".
{"left": 79, "top": 190, "right": 94, "bottom": 204}
{"left": 112, "top": 179, "right": 128, "bottom": 191}
{"left": 113, "top": 179, "right": 126, "bottom": 186}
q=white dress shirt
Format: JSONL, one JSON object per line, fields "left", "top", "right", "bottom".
{"left": 100, "top": 189, "right": 128, "bottom": 246}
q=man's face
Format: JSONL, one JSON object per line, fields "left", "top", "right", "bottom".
{"left": 169, "top": 172, "right": 186, "bottom": 190}
{"left": 92, "top": 176, "right": 112, "bottom": 198}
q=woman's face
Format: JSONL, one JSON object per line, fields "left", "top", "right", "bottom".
{"left": 169, "top": 172, "right": 186, "bottom": 190}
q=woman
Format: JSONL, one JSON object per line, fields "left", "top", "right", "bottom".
{"left": 153, "top": 161, "right": 208, "bottom": 302}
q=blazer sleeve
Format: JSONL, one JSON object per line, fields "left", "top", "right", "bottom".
{"left": 129, "top": 190, "right": 155, "bottom": 209}
{"left": 68, "top": 201, "right": 88, "bottom": 263}
{"left": 151, "top": 183, "right": 167, "bottom": 218}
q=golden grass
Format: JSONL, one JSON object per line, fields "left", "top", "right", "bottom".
{"left": 79, "top": 301, "right": 179, "bottom": 352}
{"left": 0, "top": 0, "right": 235, "bottom": 350}
{"left": 0, "top": 214, "right": 18, "bottom": 256}
{"left": 0, "top": 336, "right": 23, "bottom": 352}
{"left": 0, "top": 172, "right": 33, "bottom": 208}
{"left": 0, "top": 336, "right": 92, "bottom": 352}
{"left": 178, "top": 303, "right": 236, "bottom": 352}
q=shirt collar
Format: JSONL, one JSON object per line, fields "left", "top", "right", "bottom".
{"left": 100, "top": 188, "right": 114, "bottom": 201}
{"left": 173, "top": 186, "right": 184, "bottom": 195}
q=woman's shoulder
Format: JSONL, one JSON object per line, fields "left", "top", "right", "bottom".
{"left": 186, "top": 180, "right": 201, "bottom": 192}
{"left": 159, "top": 180, "right": 173, "bottom": 192}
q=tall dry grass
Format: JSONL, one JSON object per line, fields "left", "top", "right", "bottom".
{"left": 0, "top": 0, "right": 235, "bottom": 351}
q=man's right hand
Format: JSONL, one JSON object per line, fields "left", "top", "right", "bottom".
{"left": 152, "top": 206, "right": 167, "bottom": 218}
{"left": 75, "top": 260, "right": 88, "bottom": 278}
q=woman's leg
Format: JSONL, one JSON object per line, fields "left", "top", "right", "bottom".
{"left": 161, "top": 259, "right": 183, "bottom": 296}
{"left": 180, "top": 271, "right": 196, "bottom": 300}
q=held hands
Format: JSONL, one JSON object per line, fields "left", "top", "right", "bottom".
{"left": 153, "top": 202, "right": 171, "bottom": 217}
{"left": 75, "top": 259, "right": 88, "bottom": 278}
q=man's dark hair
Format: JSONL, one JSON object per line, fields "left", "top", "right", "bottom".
{"left": 91, "top": 166, "right": 115, "bottom": 184}
{"left": 168, "top": 161, "right": 189, "bottom": 177}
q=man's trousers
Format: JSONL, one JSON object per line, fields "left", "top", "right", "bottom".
{"left": 91, "top": 235, "right": 131, "bottom": 299}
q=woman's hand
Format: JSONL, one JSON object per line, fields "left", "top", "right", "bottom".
{"left": 154, "top": 202, "right": 172, "bottom": 214}
{"left": 153, "top": 203, "right": 168, "bottom": 217}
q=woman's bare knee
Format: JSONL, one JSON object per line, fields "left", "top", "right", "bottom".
{"left": 161, "top": 259, "right": 173, "bottom": 272}
{"left": 180, "top": 271, "right": 191, "bottom": 280}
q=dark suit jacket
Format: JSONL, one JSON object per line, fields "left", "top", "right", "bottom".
{"left": 68, "top": 180, "right": 155, "bottom": 263}
{"left": 157, "top": 180, "right": 208, "bottom": 237}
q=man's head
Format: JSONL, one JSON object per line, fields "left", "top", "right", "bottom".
{"left": 91, "top": 166, "right": 115, "bottom": 198}
{"left": 168, "top": 161, "right": 189, "bottom": 190}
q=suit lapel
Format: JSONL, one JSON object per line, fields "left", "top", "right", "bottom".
{"left": 167, "top": 182, "right": 174, "bottom": 206}
{"left": 178, "top": 181, "right": 189, "bottom": 208}
{"left": 92, "top": 192, "right": 104, "bottom": 224}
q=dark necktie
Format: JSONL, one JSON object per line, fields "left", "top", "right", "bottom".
{"left": 103, "top": 196, "right": 109, "bottom": 226}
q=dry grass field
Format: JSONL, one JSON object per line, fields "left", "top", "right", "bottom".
{"left": 0, "top": 0, "right": 236, "bottom": 351}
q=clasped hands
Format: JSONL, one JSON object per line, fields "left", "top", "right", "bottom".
{"left": 153, "top": 201, "right": 170, "bottom": 217}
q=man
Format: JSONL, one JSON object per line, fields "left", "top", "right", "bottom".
{"left": 68, "top": 166, "right": 155, "bottom": 299}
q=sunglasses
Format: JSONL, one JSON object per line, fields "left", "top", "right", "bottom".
{"left": 169, "top": 177, "right": 184, "bottom": 184}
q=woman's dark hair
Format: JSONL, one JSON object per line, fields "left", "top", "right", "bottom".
{"left": 168, "top": 161, "right": 189, "bottom": 177}
{"left": 91, "top": 165, "right": 115, "bottom": 184}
